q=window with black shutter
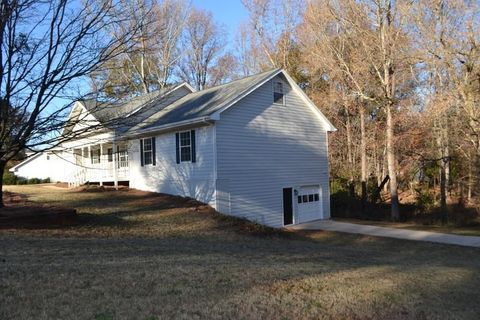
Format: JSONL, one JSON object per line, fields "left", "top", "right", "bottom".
{"left": 180, "top": 131, "right": 191, "bottom": 162}
{"left": 176, "top": 130, "right": 196, "bottom": 163}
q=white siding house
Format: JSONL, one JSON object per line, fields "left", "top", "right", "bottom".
{"left": 10, "top": 69, "right": 335, "bottom": 228}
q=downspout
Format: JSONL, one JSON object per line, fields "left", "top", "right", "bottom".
{"left": 207, "top": 118, "right": 218, "bottom": 210}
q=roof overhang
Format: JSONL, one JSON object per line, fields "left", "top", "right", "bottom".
{"left": 119, "top": 116, "right": 215, "bottom": 140}
{"left": 9, "top": 153, "right": 42, "bottom": 172}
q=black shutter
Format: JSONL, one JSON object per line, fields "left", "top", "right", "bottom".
{"left": 90, "top": 150, "right": 93, "bottom": 164}
{"left": 140, "top": 139, "right": 144, "bottom": 167}
{"left": 152, "top": 137, "right": 156, "bottom": 166}
{"left": 175, "top": 133, "right": 180, "bottom": 164}
{"left": 191, "top": 130, "right": 196, "bottom": 163}
{"left": 283, "top": 188, "right": 293, "bottom": 225}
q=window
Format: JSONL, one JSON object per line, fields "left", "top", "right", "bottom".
{"left": 117, "top": 146, "right": 129, "bottom": 168}
{"left": 298, "top": 193, "right": 320, "bottom": 203}
{"left": 46, "top": 153, "right": 50, "bottom": 160}
{"left": 273, "top": 81, "right": 285, "bottom": 105}
{"left": 176, "top": 130, "right": 196, "bottom": 164}
{"left": 180, "top": 131, "right": 191, "bottom": 162}
{"left": 107, "top": 148, "right": 113, "bottom": 162}
{"left": 91, "top": 149, "right": 100, "bottom": 164}
{"left": 142, "top": 137, "right": 153, "bottom": 166}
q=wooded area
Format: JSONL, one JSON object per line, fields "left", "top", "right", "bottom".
{"left": 1, "top": 0, "right": 479, "bottom": 222}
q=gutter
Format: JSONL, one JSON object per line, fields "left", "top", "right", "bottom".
{"left": 119, "top": 116, "right": 216, "bottom": 140}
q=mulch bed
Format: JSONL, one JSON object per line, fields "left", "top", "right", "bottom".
{"left": 0, "top": 191, "right": 77, "bottom": 228}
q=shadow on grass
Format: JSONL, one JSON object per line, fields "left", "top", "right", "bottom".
{"left": 2, "top": 187, "right": 480, "bottom": 318}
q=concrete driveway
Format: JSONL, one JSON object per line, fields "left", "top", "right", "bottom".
{"left": 289, "top": 220, "right": 480, "bottom": 248}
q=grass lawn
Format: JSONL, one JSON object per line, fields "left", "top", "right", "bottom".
{"left": 1, "top": 184, "right": 480, "bottom": 320}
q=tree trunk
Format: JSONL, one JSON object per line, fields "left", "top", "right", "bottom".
{"left": 140, "top": 53, "right": 150, "bottom": 94}
{"left": 439, "top": 162, "right": 447, "bottom": 222}
{"left": 345, "top": 105, "right": 355, "bottom": 206}
{"left": 360, "top": 105, "right": 367, "bottom": 211}
{"left": 386, "top": 101, "right": 400, "bottom": 220}
{"left": 468, "top": 158, "right": 473, "bottom": 204}
{"left": 0, "top": 160, "right": 6, "bottom": 208}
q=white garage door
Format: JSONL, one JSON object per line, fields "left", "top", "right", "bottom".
{"left": 296, "top": 185, "right": 322, "bottom": 223}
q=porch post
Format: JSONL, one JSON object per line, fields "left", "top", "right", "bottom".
{"left": 99, "top": 144, "right": 104, "bottom": 186}
{"left": 87, "top": 145, "right": 91, "bottom": 184}
{"left": 112, "top": 139, "right": 118, "bottom": 190}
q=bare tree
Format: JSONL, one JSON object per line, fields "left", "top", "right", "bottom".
{"left": 241, "top": 0, "right": 303, "bottom": 67}
{"left": 178, "top": 8, "right": 226, "bottom": 90}
{"left": 414, "top": 0, "right": 480, "bottom": 207}
{"left": 300, "top": 0, "right": 379, "bottom": 210}
{"left": 92, "top": 0, "right": 189, "bottom": 98}
{"left": 207, "top": 53, "right": 240, "bottom": 87}
{"left": 301, "top": 0, "right": 416, "bottom": 219}
{"left": 0, "top": 0, "right": 140, "bottom": 206}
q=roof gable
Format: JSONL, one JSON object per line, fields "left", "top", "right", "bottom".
{"left": 212, "top": 70, "right": 336, "bottom": 132}
{"left": 63, "top": 83, "right": 194, "bottom": 135}
{"left": 62, "top": 70, "right": 335, "bottom": 138}
{"left": 126, "top": 69, "right": 335, "bottom": 136}
{"left": 126, "top": 69, "right": 281, "bottom": 134}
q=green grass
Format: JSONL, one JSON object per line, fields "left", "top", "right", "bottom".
{"left": 1, "top": 184, "right": 480, "bottom": 319}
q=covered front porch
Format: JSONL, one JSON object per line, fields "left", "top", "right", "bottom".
{"left": 69, "top": 141, "right": 129, "bottom": 187}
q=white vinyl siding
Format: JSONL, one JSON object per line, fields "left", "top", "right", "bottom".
{"left": 129, "top": 125, "right": 216, "bottom": 206}
{"left": 215, "top": 75, "right": 330, "bottom": 227}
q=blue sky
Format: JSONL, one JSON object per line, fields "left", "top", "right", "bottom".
{"left": 192, "top": 0, "right": 248, "bottom": 43}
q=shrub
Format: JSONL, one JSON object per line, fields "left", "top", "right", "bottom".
{"left": 16, "top": 177, "right": 28, "bottom": 185}
{"left": 2, "top": 173, "right": 51, "bottom": 185}
{"left": 415, "top": 188, "right": 435, "bottom": 213}
{"left": 28, "top": 178, "right": 42, "bottom": 184}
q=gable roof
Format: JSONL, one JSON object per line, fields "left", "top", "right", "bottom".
{"left": 9, "top": 153, "right": 42, "bottom": 172}
{"left": 79, "top": 83, "right": 194, "bottom": 131}
{"left": 126, "top": 69, "right": 336, "bottom": 135}
{"left": 126, "top": 69, "right": 281, "bottom": 133}
{"left": 64, "top": 69, "right": 335, "bottom": 138}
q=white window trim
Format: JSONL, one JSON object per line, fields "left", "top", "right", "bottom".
{"left": 91, "top": 148, "right": 101, "bottom": 164}
{"left": 179, "top": 130, "right": 192, "bottom": 163}
{"left": 142, "top": 137, "right": 154, "bottom": 166}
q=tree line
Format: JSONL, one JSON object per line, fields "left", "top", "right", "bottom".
{"left": 108, "top": 0, "right": 478, "bottom": 220}
{"left": 1, "top": 0, "right": 479, "bottom": 219}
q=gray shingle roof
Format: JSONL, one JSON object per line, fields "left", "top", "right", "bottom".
{"left": 76, "top": 69, "right": 281, "bottom": 134}
{"left": 81, "top": 86, "right": 175, "bottom": 127}
{"left": 126, "top": 69, "right": 281, "bottom": 133}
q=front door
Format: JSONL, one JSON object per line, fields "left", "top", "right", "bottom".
{"left": 283, "top": 188, "right": 293, "bottom": 225}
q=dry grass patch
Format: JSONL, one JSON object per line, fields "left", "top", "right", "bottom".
{"left": 1, "top": 184, "right": 479, "bottom": 320}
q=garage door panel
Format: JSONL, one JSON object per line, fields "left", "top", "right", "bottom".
{"left": 296, "top": 185, "right": 322, "bottom": 223}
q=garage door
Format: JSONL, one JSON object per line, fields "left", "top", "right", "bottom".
{"left": 296, "top": 185, "right": 322, "bottom": 223}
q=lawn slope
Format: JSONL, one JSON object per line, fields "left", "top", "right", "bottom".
{"left": 1, "top": 185, "right": 479, "bottom": 320}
